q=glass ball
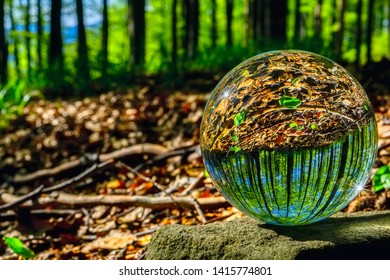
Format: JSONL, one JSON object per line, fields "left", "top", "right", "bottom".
{"left": 200, "top": 50, "right": 377, "bottom": 225}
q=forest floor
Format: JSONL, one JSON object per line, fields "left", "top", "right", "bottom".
{"left": 1, "top": 84, "right": 390, "bottom": 260}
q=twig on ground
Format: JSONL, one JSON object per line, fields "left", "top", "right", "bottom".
{"left": 0, "top": 184, "right": 45, "bottom": 212}
{"left": 0, "top": 161, "right": 114, "bottom": 212}
{"left": 191, "top": 197, "right": 207, "bottom": 224}
{"left": 12, "top": 143, "right": 168, "bottom": 184}
{"left": 0, "top": 192, "right": 228, "bottom": 210}
{"left": 133, "top": 144, "right": 199, "bottom": 171}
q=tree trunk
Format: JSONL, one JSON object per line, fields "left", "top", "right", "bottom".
{"left": 366, "top": 0, "right": 375, "bottom": 63}
{"left": 314, "top": 0, "right": 323, "bottom": 35}
{"left": 37, "top": 0, "right": 43, "bottom": 71}
{"left": 9, "top": 0, "right": 20, "bottom": 77}
{"left": 171, "top": 0, "right": 178, "bottom": 74}
{"left": 101, "top": 0, "right": 108, "bottom": 79}
{"left": 128, "top": 0, "right": 146, "bottom": 72}
{"left": 294, "top": 0, "right": 301, "bottom": 44}
{"left": 76, "top": 0, "right": 90, "bottom": 92}
{"left": 226, "top": 0, "right": 233, "bottom": 47}
{"left": 211, "top": 0, "right": 217, "bottom": 48}
{"left": 183, "top": 0, "right": 199, "bottom": 60}
{"left": 49, "top": 0, "right": 63, "bottom": 78}
{"left": 244, "top": 0, "right": 253, "bottom": 47}
{"left": 336, "top": 0, "right": 346, "bottom": 61}
{"left": 388, "top": 0, "right": 390, "bottom": 59}
{"left": 25, "top": 0, "right": 31, "bottom": 80}
{"left": 0, "top": 0, "right": 8, "bottom": 84}
{"left": 355, "top": 0, "right": 363, "bottom": 68}
{"left": 269, "top": 0, "right": 287, "bottom": 42}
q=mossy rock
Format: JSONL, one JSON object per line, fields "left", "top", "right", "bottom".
{"left": 145, "top": 210, "right": 390, "bottom": 260}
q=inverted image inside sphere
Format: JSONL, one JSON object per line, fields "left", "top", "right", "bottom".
{"left": 200, "top": 50, "right": 377, "bottom": 226}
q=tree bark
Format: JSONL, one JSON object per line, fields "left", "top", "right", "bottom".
{"left": 37, "top": 0, "right": 43, "bottom": 71}
{"left": 336, "top": 0, "right": 346, "bottom": 61}
{"left": 211, "top": 0, "right": 217, "bottom": 48}
{"left": 183, "top": 0, "right": 199, "bottom": 60}
{"left": 9, "top": 0, "right": 20, "bottom": 77}
{"left": 101, "top": 0, "right": 108, "bottom": 79}
{"left": 366, "top": 0, "right": 375, "bottom": 63}
{"left": 0, "top": 0, "right": 8, "bottom": 84}
{"left": 49, "top": 0, "right": 63, "bottom": 80}
{"left": 244, "top": 0, "right": 253, "bottom": 46}
{"left": 128, "top": 0, "right": 146, "bottom": 72}
{"left": 25, "top": 0, "right": 31, "bottom": 80}
{"left": 171, "top": 0, "right": 178, "bottom": 74}
{"left": 269, "top": 0, "right": 287, "bottom": 42}
{"left": 355, "top": 0, "right": 363, "bottom": 68}
{"left": 314, "top": 0, "right": 323, "bottom": 36}
{"left": 76, "top": 0, "right": 90, "bottom": 92}
{"left": 226, "top": 0, "right": 233, "bottom": 47}
{"left": 294, "top": 0, "right": 302, "bottom": 44}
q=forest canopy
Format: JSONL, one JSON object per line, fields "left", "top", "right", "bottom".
{"left": 0, "top": 0, "right": 389, "bottom": 96}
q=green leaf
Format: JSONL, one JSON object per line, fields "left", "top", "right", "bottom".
{"left": 229, "top": 146, "right": 241, "bottom": 153}
{"left": 291, "top": 78, "right": 300, "bottom": 85}
{"left": 310, "top": 124, "right": 317, "bottom": 130}
{"left": 234, "top": 110, "right": 246, "bottom": 127}
{"left": 278, "top": 95, "right": 302, "bottom": 109}
{"left": 373, "top": 165, "right": 390, "bottom": 192}
{"left": 3, "top": 236, "right": 35, "bottom": 259}
{"left": 204, "top": 169, "right": 209, "bottom": 178}
{"left": 231, "top": 132, "right": 239, "bottom": 142}
{"left": 364, "top": 104, "right": 369, "bottom": 111}
{"left": 289, "top": 122, "right": 298, "bottom": 128}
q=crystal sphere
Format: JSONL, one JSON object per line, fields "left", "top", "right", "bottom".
{"left": 200, "top": 50, "right": 377, "bottom": 225}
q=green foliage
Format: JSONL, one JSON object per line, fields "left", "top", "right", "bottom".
{"left": 0, "top": 80, "right": 30, "bottom": 129}
{"left": 231, "top": 132, "right": 239, "bottom": 142}
{"left": 2, "top": 236, "right": 35, "bottom": 259}
{"left": 373, "top": 165, "right": 390, "bottom": 192}
{"left": 229, "top": 145, "right": 241, "bottom": 153}
{"left": 278, "top": 95, "right": 302, "bottom": 109}
{"left": 234, "top": 110, "right": 246, "bottom": 127}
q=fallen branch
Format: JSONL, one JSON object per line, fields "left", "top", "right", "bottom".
{"left": 0, "top": 161, "right": 114, "bottom": 212}
{"left": 12, "top": 143, "right": 168, "bottom": 184}
{"left": 0, "top": 192, "right": 229, "bottom": 211}
{"left": 134, "top": 144, "right": 199, "bottom": 171}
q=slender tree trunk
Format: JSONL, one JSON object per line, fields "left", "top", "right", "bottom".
{"left": 366, "top": 0, "right": 375, "bottom": 63}
{"left": 388, "top": 0, "right": 390, "bottom": 58}
{"left": 37, "top": 0, "right": 43, "bottom": 71}
{"left": 49, "top": 0, "right": 63, "bottom": 77}
{"left": 9, "top": 0, "right": 20, "bottom": 77}
{"left": 294, "top": 0, "right": 301, "bottom": 44}
{"left": 314, "top": 0, "right": 323, "bottom": 35}
{"left": 253, "top": 0, "right": 265, "bottom": 46}
{"left": 331, "top": 0, "right": 338, "bottom": 55}
{"left": 128, "top": 0, "right": 146, "bottom": 72}
{"left": 269, "top": 0, "right": 287, "bottom": 42}
{"left": 171, "top": 0, "right": 178, "bottom": 74}
{"left": 226, "top": 0, "right": 233, "bottom": 47}
{"left": 355, "top": 0, "right": 363, "bottom": 68}
{"left": 0, "top": 0, "right": 8, "bottom": 84}
{"left": 183, "top": 0, "right": 199, "bottom": 60}
{"left": 101, "top": 0, "right": 108, "bottom": 79}
{"left": 76, "top": 0, "right": 90, "bottom": 92}
{"left": 244, "top": 0, "right": 253, "bottom": 47}
{"left": 25, "top": 0, "right": 31, "bottom": 80}
{"left": 336, "top": 0, "right": 346, "bottom": 61}
{"left": 211, "top": 0, "right": 217, "bottom": 48}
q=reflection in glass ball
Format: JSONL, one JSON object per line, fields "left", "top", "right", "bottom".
{"left": 200, "top": 50, "right": 377, "bottom": 225}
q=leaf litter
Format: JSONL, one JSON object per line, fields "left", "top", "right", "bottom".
{"left": 0, "top": 86, "right": 390, "bottom": 260}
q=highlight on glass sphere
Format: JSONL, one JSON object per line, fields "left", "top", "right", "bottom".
{"left": 200, "top": 50, "right": 377, "bottom": 226}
